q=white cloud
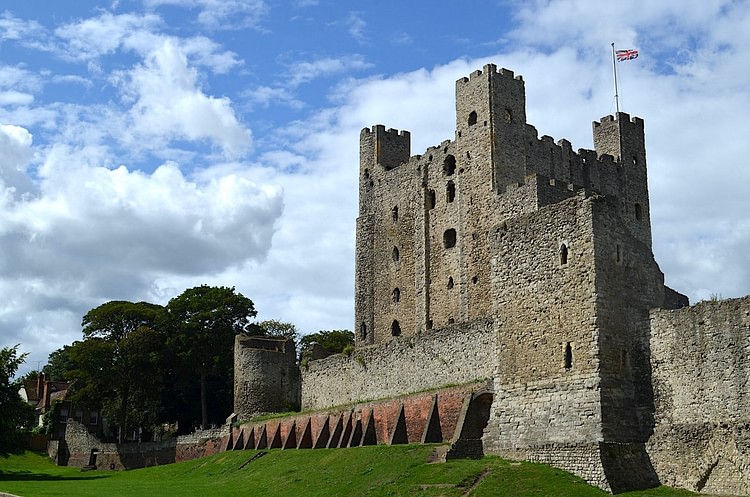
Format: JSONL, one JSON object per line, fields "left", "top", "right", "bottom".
{"left": 116, "top": 39, "right": 252, "bottom": 158}
{"left": 1, "top": 137, "right": 283, "bottom": 367}
{"left": 289, "top": 55, "right": 373, "bottom": 87}
{"left": 143, "top": 0, "right": 269, "bottom": 29}
{"left": 54, "top": 12, "right": 163, "bottom": 61}
{"left": 244, "top": 86, "right": 304, "bottom": 110}
{"left": 345, "top": 11, "right": 366, "bottom": 43}
{"left": 0, "top": 91, "right": 34, "bottom": 107}
{"left": 0, "top": 12, "right": 44, "bottom": 41}
{"left": 55, "top": 13, "right": 242, "bottom": 74}
{"left": 0, "top": 124, "right": 34, "bottom": 198}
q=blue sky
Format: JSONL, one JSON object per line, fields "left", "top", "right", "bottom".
{"left": 2, "top": 0, "right": 749, "bottom": 375}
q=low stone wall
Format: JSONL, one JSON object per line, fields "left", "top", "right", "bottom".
{"left": 60, "top": 421, "right": 227, "bottom": 470}
{"left": 301, "top": 319, "right": 495, "bottom": 409}
{"left": 648, "top": 297, "right": 750, "bottom": 495}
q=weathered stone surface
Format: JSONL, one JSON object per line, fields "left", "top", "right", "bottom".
{"left": 301, "top": 319, "right": 494, "bottom": 409}
{"left": 647, "top": 298, "right": 750, "bottom": 495}
{"left": 233, "top": 336, "right": 299, "bottom": 420}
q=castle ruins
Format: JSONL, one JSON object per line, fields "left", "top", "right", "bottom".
{"left": 233, "top": 64, "right": 750, "bottom": 494}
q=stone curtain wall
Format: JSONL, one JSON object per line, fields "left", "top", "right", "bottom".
{"left": 301, "top": 319, "right": 495, "bottom": 410}
{"left": 647, "top": 297, "right": 750, "bottom": 495}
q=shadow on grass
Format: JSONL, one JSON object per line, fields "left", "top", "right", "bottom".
{"left": 0, "top": 472, "right": 111, "bottom": 482}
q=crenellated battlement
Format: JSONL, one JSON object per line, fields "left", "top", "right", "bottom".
{"left": 361, "top": 124, "right": 411, "bottom": 139}
{"left": 458, "top": 63, "right": 524, "bottom": 84}
{"left": 594, "top": 112, "right": 644, "bottom": 130}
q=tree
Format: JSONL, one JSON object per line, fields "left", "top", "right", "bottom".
{"left": 249, "top": 319, "right": 299, "bottom": 343}
{"left": 68, "top": 300, "right": 165, "bottom": 442}
{"left": 0, "top": 345, "right": 34, "bottom": 456}
{"left": 162, "top": 285, "right": 256, "bottom": 429}
{"left": 299, "top": 330, "right": 354, "bottom": 360}
{"left": 82, "top": 300, "right": 163, "bottom": 341}
{"left": 43, "top": 345, "right": 76, "bottom": 381}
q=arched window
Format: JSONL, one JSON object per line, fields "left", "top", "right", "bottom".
{"left": 392, "top": 206, "right": 399, "bottom": 222}
{"left": 560, "top": 243, "right": 568, "bottom": 265}
{"left": 392, "top": 288, "right": 401, "bottom": 303}
{"left": 391, "top": 320, "right": 401, "bottom": 337}
{"left": 360, "top": 322, "right": 367, "bottom": 340}
{"left": 443, "top": 155, "right": 456, "bottom": 176}
{"left": 447, "top": 276, "right": 454, "bottom": 289}
{"left": 468, "top": 111, "right": 478, "bottom": 126}
{"left": 392, "top": 246, "right": 400, "bottom": 262}
{"left": 446, "top": 181, "right": 455, "bottom": 203}
{"left": 564, "top": 342, "right": 573, "bottom": 369}
{"left": 443, "top": 229, "right": 457, "bottom": 249}
{"left": 634, "top": 203, "right": 642, "bottom": 221}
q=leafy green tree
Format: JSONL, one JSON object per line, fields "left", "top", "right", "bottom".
{"left": 300, "top": 330, "right": 354, "bottom": 360}
{"left": 162, "top": 285, "right": 256, "bottom": 429}
{"left": 43, "top": 345, "right": 76, "bottom": 381}
{"left": 82, "top": 300, "right": 163, "bottom": 341}
{"left": 0, "top": 345, "right": 34, "bottom": 456}
{"left": 250, "top": 319, "right": 299, "bottom": 343}
{"left": 68, "top": 301, "right": 164, "bottom": 442}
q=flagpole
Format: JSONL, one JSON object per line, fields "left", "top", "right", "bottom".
{"left": 611, "top": 42, "right": 620, "bottom": 114}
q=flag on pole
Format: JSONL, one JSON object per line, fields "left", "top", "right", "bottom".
{"left": 616, "top": 49, "right": 639, "bottom": 62}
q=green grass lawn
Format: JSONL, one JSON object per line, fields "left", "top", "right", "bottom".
{"left": 0, "top": 446, "right": 703, "bottom": 497}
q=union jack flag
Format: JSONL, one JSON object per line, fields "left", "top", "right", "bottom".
{"left": 616, "top": 49, "right": 639, "bottom": 61}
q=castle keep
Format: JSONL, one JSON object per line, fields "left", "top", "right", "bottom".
{"left": 234, "top": 64, "right": 750, "bottom": 494}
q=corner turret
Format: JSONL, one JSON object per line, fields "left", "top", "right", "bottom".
{"left": 593, "top": 113, "right": 651, "bottom": 248}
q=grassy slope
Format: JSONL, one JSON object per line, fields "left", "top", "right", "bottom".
{"left": 0, "top": 446, "right": 701, "bottom": 497}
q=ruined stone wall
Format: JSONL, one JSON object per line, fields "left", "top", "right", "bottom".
{"left": 233, "top": 336, "right": 299, "bottom": 420}
{"left": 301, "top": 319, "right": 495, "bottom": 410}
{"left": 647, "top": 297, "right": 750, "bottom": 495}
{"left": 61, "top": 421, "right": 226, "bottom": 469}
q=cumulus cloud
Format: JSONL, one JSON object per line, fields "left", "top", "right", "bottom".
{"left": 115, "top": 39, "right": 252, "bottom": 158}
{"left": 0, "top": 134, "right": 283, "bottom": 367}
{"left": 0, "top": 124, "right": 35, "bottom": 198}
{"left": 54, "top": 12, "right": 163, "bottom": 61}
{"left": 55, "top": 12, "right": 242, "bottom": 74}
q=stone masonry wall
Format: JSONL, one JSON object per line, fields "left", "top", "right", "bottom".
{"left": 483, "top": 193, "right": 603, "bottom": 450}
{"left": 234, "top": 336, "right": 299, "bottom": 421}
{"left": 301, "top": 319, "right": 495, "bottom": 410}
{"left": 647, "top": 297, "right": 750, "bottom": 495}
{"left": 60, "top": 421, "right": 226, "bottom": 470}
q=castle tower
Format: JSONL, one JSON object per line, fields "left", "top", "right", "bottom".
{"left": 233, "top": 335, "right": 299, "bottom": 420}
{"left": 454, "top": 64, "right": 527, "bottom": 192}
{"left": 593, "top": 113, "right": 652, "bottom": 249}
{"left": 355, "top": 126, "right": 417, "bottom": 346}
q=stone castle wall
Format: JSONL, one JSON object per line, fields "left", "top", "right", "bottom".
{"left": 59, "top": 421, "right": 226, "bottom": 470}
{"left": 647, "top": 297, "right": 750, "bottom": 495}
{"left": 301, "top": 319, "right": 495, "bottom": 410}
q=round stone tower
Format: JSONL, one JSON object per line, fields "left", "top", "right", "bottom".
{"left": 233, "top": 335, "right": 299, "bottom": 421}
